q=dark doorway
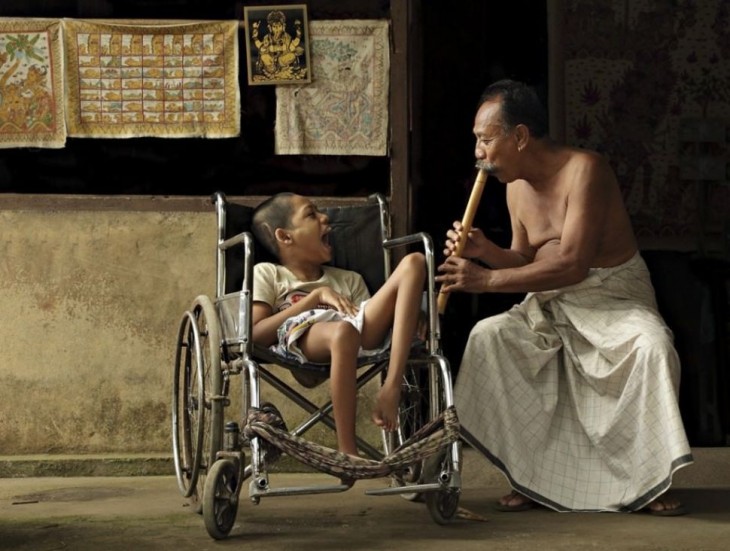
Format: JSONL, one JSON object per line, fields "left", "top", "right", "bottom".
{"left": 412, "top": 1, "right": 547, "bottom": 377}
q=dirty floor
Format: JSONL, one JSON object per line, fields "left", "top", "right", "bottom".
{"left": 1, "top": 449, "right": 729, "bottom": 551}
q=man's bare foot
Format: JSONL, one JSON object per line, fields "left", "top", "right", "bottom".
{"left": 495, "top": 490, "right": 534, "bottom": 512}
{"left": 372, "top": 384, "right": 400, "bottom": 432}
{"left": 643, "top": 494, "right": 687, "bottom": 516}
{"left": 494, "top": 490, "right": 686, "bottom": 515}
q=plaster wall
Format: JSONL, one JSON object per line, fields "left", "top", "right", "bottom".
{"left": 0, "top": 199, "right": 379, "bottom": 457}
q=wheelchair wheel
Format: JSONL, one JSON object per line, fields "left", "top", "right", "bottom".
{"left": 424, "top": 450, "right": 460, "bottom": 525}
{"left": 388, "top": 366, "right": 427, "bottom": 502}
{"left": 203, "top": 459, "right": 240, "bottom": 540}
{"left": 172, "top": 295, "right": 223, "bottom": 509}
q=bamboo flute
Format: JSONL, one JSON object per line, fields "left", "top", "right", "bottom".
{"left": 437, "top": 167, "right": 487, "bottom": 314}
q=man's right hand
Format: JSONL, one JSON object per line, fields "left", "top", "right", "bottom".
{"left": 444, "top": 220, "right": 489, "bottom": 259}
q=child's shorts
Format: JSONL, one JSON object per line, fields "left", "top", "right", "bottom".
{"left": 270, "top": 300, "right": 391, "bottom": 364}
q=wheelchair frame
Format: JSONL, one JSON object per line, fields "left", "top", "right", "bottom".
{"left": 172, "top": 192, "right": 461, "bottom": 539}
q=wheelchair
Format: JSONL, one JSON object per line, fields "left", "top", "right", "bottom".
{"left": 172, "top": 191, "right": 461, "bottom": 540}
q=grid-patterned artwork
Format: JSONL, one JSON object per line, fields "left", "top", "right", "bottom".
{"left": 62, "top": 19, "right": 240, "bottom": 138}
{"left": 0, "top": 18, "right": 66, "bottom": 148}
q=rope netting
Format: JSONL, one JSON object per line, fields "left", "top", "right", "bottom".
{"left": 243, "top": 405, "right": 460, "bottom": 481}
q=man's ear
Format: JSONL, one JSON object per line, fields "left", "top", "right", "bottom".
{"left": 274, "top": 227, "right": 292, "bottom": 244}
{"left": 514, "top": 124, "right": 529, "bottom": 150}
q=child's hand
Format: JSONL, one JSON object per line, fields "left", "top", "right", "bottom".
{"left": 316, "top": 287, "right": 359, "bottom": 317}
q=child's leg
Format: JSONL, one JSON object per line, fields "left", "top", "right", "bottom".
{"left": 360, "top": 252, "right": 426, "bottom": 431}
{"left": 298, "top": 321, "right": 361, "bottom": 456}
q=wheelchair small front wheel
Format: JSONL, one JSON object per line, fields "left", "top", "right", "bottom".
{"left": 423, "top": 451, "right": 460, "bottom": 525}
{"left": 203, "top": 458, "right": 240, "bottom": 540}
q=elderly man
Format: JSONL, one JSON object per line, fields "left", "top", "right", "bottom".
{"left": 437, "top": 79, "right": 692, "bottom": 515}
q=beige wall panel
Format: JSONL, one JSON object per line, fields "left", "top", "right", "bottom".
{"left": 0, "top": 206, "right": 380, "bottom": 456}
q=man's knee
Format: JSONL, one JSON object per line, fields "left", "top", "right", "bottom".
{"left": 469, "top": 314, "right": 508, "bottom": 341}
{"left": 636, "top": 328, "right": 679, "bottom": 365}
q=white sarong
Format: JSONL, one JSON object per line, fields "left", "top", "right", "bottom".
{"left": 455, "top": 253, "right": 693, "bottom": 512}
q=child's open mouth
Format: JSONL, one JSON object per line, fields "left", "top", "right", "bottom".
{"left": 321, "top": 227, "right": 331, "bottom": 249}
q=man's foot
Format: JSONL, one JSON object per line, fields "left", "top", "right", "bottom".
{"left": 372, "top": 385, "right": 400, "bottom": 432}
{"left": 495, "top": 490, "right": 534, "bottom": 512}
{"left": 495, "top": 491, "right": 686, "bottom": 515}
{"left": 642, "top": 494, "right": 687, "bottom": 516}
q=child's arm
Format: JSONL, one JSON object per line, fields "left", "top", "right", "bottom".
{"left": 251, "top": 286, "right": 359, "bottom": 346}
{"left": 251, "top": 291, "right": 319, "bottom": 346}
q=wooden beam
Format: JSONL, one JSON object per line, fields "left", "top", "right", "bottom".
{"left": 389, "top": 0, "right": 411, "bottom": 240}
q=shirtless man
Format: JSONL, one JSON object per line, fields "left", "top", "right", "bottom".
{"left": 436, "top": 79, "right": 692, "bottom": 515}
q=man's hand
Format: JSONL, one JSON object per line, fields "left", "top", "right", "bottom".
{"left": 444, "top": 221, "right": 490, "bottom": 260}
{"left": 436, "top": 256, "right": 491, "bottom": 294}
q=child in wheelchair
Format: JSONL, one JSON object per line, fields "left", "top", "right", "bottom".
{"left": 250, "top": 192, "right": 427, "bottom": 457}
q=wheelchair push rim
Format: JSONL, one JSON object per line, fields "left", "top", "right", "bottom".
{"left": 172, "top": 296, "right": 224, "bottom": 502}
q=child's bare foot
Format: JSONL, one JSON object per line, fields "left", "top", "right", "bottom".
{"left": 372, "top": 385, "right": 400, "bottom": 432}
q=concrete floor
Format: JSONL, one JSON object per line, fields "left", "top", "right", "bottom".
{"left": 1, "top": 448, "right": 729, "bottom": 551}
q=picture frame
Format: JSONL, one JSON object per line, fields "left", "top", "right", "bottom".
{"left": 243, "top": 4, "right": 311, "bottom": 85}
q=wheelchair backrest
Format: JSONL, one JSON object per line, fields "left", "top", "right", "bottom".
{"left": 220, "top": 195, "right": 389, "bottom": 296}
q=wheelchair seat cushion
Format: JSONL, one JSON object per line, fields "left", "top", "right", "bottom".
{"left": 290, "top": 369, "right": 328, "bottom": 389}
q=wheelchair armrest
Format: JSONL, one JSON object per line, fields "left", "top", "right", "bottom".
{"left": 383, "top": 231, "right": 434, "bottom": 253}
{"left": 219, "top": 230, "right": 251, "bottom": 252}
{"left": 229, "top": 232, "right": 256, "bottom": 355}
{"left": 383, "top": 232, "right": 438, "bottom": 281}
{"left": 215, "top": 230, "right": 256, "bottom": 341}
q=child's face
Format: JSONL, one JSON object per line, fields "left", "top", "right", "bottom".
{"left": 284, "top": 195, "right": 332, "bottom": 264}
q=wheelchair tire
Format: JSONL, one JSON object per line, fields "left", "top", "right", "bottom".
{"left": 203, "top": 459, "right": 240, "bottom": 540}
{"left": 423, "top": 450, "right": 460, "bottom": 525}
{"left": 172, "top": 309, "right": 205, "bottom": 499}
{"left": 172, "top": 295, "right": 223, "bottom": 507}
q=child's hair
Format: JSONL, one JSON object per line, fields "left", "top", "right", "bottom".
{"left": 251, "top": 192, "right": 296, "bottom": 259}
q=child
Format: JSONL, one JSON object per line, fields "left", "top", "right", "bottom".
{"left": 251, "top": 192, "right": 426, "bottom": 456}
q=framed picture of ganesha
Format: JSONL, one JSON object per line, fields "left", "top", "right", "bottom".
{"left": 243, "top": 4, "right": 311, "bottom": 85}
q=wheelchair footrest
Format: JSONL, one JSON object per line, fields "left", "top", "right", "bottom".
{"left": 364, "top": 482, "right": 443, "bottom": 496}
{"left": 249, "top": 480, "right": 352, "bottom": 499}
